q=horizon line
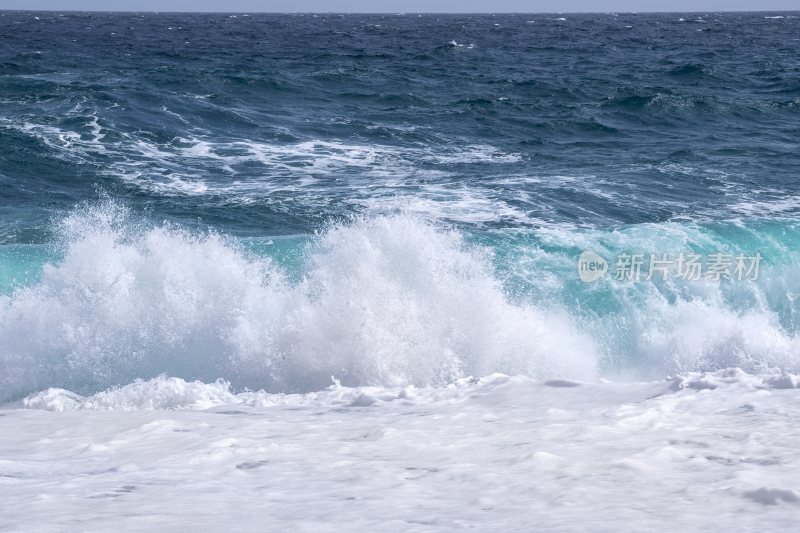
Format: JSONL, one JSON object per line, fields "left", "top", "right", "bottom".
{"left": 2, "top": 9, "right": 799, "bottom": 14}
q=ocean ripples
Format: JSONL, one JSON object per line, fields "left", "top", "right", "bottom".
{"left": 2, "top": 12, "right": 799, "bottom": 235}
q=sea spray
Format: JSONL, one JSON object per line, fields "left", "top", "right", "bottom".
{"left": 0, "top": 202, "right": 596, "bottom": 402}
{"left": 4, "top": 202, "right": 800, "bottom": 402}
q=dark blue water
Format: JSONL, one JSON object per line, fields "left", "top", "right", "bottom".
{"left": 2, "top": 11, "right": 799, "bottom": 237}
{"left": 1, "top": 12, "right": 800, "bottom": 400}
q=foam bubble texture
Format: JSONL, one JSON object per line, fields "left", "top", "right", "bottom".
{"left": 0, "top": 202, "right": 596, "bottom": 402}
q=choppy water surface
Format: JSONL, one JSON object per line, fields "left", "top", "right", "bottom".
{"left": 1, "top": 12, "right": 800, "bottom": 399}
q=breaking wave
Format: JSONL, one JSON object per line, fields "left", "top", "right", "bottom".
{"left": 2, "top": 202, "right": 800, "bottom": 403}
{"left": 0, "top": 202, "right": 594, "bottom": 402}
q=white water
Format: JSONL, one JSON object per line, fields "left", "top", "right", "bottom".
{"left": 4, "top": 203, "right": 800, "bottom": 403}
{"left": 0, "top": 202, "right": 595, "bottom": 402}
{"left": 3, "top": 205, "right": 800, "bottom": 530}
{"left": 2, "top": 371, "right": 799, "bottom": 531}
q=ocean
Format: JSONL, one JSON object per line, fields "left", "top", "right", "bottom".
{"left": 1, "top": 11, "right": 800, "bottom": 531}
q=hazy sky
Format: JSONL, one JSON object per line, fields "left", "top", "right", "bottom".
{"left": 1, "top": 1, "right": 797, "bottom": 12}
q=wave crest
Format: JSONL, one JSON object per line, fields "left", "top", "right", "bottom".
{"left": 0, "top": 203, "right": 595, "bottom": 402}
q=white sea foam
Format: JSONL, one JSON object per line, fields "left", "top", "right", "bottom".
{"left": 0, "top": 202, "right": 595, "bottom": 402}
{"left": 4, "top": 368, "right": 799, "bottom": 531}
{"left": 730, "top": 195, "right": 800, "bottom": 216}
{"left": 10, "top": 120, "right": 532, "bottom": 224}
{"left": 447, "top": 40, "right": 475, "bottom": 49}
{"left": 3, "top": 203, "right": 800, "bottom": 403}
{"left": 7, "top": 117, "right": 563, "bottom": 226}
{"left": 18, "top": 367, "right": 800, "bottom": 413}
{"left": 515, "top": 219, "right": 800, "bottom": 377}
{"left": 11, "top": 120, "right": 521, "bottom": 191}
{"left": 348, "top": 184, "right": 540, "bottom": 225}
{"left": 22, "top": 376, "right": 238, "bottom": 412}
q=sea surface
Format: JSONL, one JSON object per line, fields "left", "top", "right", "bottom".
{"left": 1, "top": 11, "right": 800, "bottom": 397}
{"left": 3, "top": 12, "right": 800, "bottom": 531}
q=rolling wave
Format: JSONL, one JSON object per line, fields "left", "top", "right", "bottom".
{"left": 2, "top": 202, "right": 800, "bottom": 402}
{"left": 0, "top": 202, "right": 594, "bottom": 402}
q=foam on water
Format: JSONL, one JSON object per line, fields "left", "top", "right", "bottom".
{"left": 19, "top": 368, "right": 800, "bottom": 412}
{"left": 21, "top": 376, "right": 238, "bottom": 412}
{"left": 0, "top": 202, "right": 595, "bottom": 402}
{"left": 8, "top": 120, "right": 522, "bottom": 198}
{"left": 514, "top": 219, "right": 800, "bottom": 376}
{"left": 3, "top": 202, "right": 800, "bottom": 403}
{"left": 7, "top": 370, "right": 800, "bottom": 531}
